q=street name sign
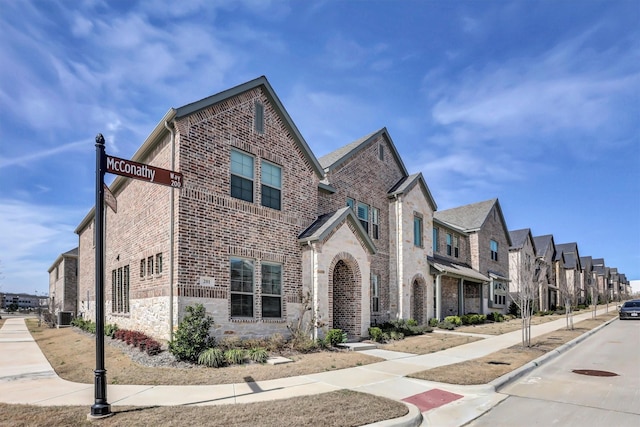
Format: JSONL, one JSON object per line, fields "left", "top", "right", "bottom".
{"left": 106, "top": 155, "right": 183, "bottom": 188}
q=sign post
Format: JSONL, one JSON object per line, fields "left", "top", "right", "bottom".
{"left": 90, "top": 133, "right": 183, "bottom": 418}
{"left": 91, "top": 134, "right": 111, "bottom": 418}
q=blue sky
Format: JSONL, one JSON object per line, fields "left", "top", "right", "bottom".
{"left": 0, "top": 0, "right": 638, "bottom": 296}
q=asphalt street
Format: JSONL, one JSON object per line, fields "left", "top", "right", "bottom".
{"left": 467, "top": 318, "right": 640, "bottom": 427}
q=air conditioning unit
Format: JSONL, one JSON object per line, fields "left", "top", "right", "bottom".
{"left": 57, "top": 311, "right": 73, "bottom": 327}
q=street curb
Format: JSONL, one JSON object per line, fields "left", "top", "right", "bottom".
{"left": 488, "top": 316, "right": 618, "bottom": 392}
{"left": 363, "top": 402, "right": 422, "bottom": 427}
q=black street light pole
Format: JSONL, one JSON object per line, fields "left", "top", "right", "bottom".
{"left": 91, "top": 133, "right": 111, "bottom": 417}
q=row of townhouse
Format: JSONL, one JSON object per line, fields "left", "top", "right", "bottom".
{"left": 508, "top": 232, "right": 631, "bottom": 312}
{"left": 65, "top": 76, "right": 630, "bottom": 342}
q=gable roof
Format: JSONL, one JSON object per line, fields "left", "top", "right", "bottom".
{"left": 318, "top": 127, "right": 408, "bottom": 176}
{"left": 509, "top": 228, "right": 535, "bottom": 252}
{"left": 532, "top": 234, "right": 555, "bottom": 258}
{"left": 76, "top": 76, "right": 324, "bottom": 234}
{"left": 556, "top": 242, "right": 581, "bottom": 270}
{"left": 175, "top": 76, "right": 324, "bottom": 178}
{"left": 428, "top": 255, "right": 490, "bottom": 283}
{"left": 387, "top": 172, "right": 437, "bottom": 211}
{"left": 298, "top": 207, "right": 376, "bottom": 254}
{"left": 580, "top": 256, "right": 593, "bottom": 272}
{"left": 47, "top": 247, "right": 79, "bottom": 272}
{"left": 434, "top": 198, "right": 512, "bottom": 246}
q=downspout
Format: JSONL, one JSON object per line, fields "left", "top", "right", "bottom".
{"left": 164, "top": 121, "right": 176, "bottom": 342}
{"left": 434, "top": 272, "right": 444, "bottom": 321}
{"left": 394, "top": 194, "right": 403, "bottom": 319}
{"left": 308, "top": 241, "right": 319, "bottom": 341}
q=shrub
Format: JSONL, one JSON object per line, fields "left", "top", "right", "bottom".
{"left": 428, "top": 318, "right": 439, "bottom": 327}
{"left": 444, "top": 316, "right": 462, "bottom": 326}
{"left": 198, "top": 348, "right": 225, "bottom": 368}
{"left": 487, "top": 311, "right": 505, "bottom": 322}
{"left": 248, "top": 347, "right": 269, "bottom": 363}
{"left": 388, "top": 330, "right": 404, "bottom": 340}
{"left": 368, "top": 326, "right": 384, "bottom": 343}
{"left": 224, "top": 349, "right": 247, "bottom": 365}
{"left": 406, "top": 319, "right": 418, "bottom": 327}
{"left": 145, "top": 339, "right": 162, "bottom": 356}
{"left": 291, "top": 335, "right": 318, "bottom": 353}
{"left": 169, "top": 304, "right": 215, "bottom": 362}
{"left": 267, "top": 333, "right": 286, "bottom": 351}
{"left": 104, "top": 323, "right": 119, "bottom": 338}
{"left": 438, "top": 321, "right": 456, "bottom": 330}
{"left": 461, "top": 314, "right": 486, "bottom": 325}
{"left": 325, "top": 328, "right": 347, "bottom": 347}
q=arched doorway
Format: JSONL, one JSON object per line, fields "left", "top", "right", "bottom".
{"left": 330, "top": 255, "right": 361, "bottom": 338}
{"left": 411, "top": 278, "right": 425, "bottom": 324}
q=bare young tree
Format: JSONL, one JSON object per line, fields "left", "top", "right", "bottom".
{"left": 509, "top": 253, "right": 539, "bottom": 347}
{"left": 557, "top": 271, "right": 575, "bottom": 330}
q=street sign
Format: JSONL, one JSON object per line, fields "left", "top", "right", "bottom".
{"left": 106, "top": 155, "right": 183, "bottom": 188}
{"left": 103, "top": 184, "right": 117, "bottom": 213}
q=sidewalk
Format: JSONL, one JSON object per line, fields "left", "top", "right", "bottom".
{"left": 0, "top": 309, "right": 617, "bottom": 427}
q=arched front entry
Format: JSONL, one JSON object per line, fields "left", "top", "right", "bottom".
{"left": 410, "top": 275, "right": 427, "bottom": 325}
{"left": 329, "top": 253, "right": 361, "bottom": 338}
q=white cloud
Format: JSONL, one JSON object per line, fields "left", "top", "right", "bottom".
{"left": 0, "top": 199, "right": 83, "bottom": 294}
{"left": 0, "top": 139, "right": 87, "bottom": 169}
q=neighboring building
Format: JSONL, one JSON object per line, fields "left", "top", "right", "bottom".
{"left": 610, "top": 268, "right": 621, "bottom": 301}
{"left": 433, "top": 199, "right": 512, "bottom": 314}
{"left": 508, "top": 229, "right": 537, "bottom": 308}
{"left": 47, "top": 247, "right": 78, "bottom": 316}
{"left": 429, "top": 218, "right": 490, "bottom": 319}
{"left": 592, "top": 258, "right": 610, "bottom": 301}
{"left": 74, "top": 76, "right": 439, "bottom": 341}
{"left": 1, "top": 293, "right": 41, "bottom": 310}
{"left": 555, "top": 243, "right": 582, "bottom": 305}
{"left": 579, "top": 256, "right": 597, "bottom": 304}
{"left": 532, "top": 234, "right": 558, "bottom": 311}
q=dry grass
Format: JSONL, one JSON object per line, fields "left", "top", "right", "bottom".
{"left": 456, "top": 313, "right": 564, "bottom": 335}
{"left": 0, "top": 389, "right": 408, "bottom": 427}
{"left": 27, "top": 322, "right": 381, "bottom": 385}
{"left": 380, "top": 332, "right": 483, "bottom": 354}
{"left": 409, "top": 312, "right": 617, "bottom": 385}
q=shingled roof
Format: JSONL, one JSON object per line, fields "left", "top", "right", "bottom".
{"left": 509, "top": 228, "right": 534, "bottom": 251}
{"left": 434, "top": 198, "right": 512, "bottom": 245}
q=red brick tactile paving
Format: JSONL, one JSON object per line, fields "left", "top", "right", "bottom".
{"left": 402, "top": 388, "right": 464, "bottom": 412}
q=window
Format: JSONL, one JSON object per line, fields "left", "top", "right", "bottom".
{"left": 433, "top": 227, "right": 439, "bottom": 252}
{"left": 231, "top": 150, "right": 254, "bottom": 202}
{"left": 261, "top": 161, "right": 281, "bottom": 210}
{"left": 372, "top": 274, "right": 379, "bottom": 312}
{"left": 55, "top": 266, "right": 59, "bottom": 281}
{"left": 357, "top": 202, "right": 369, "bottom": 233}
{"left": 111, "top": 265, "right": 130, "bottom": 314}
{"left": 372, "top": 207, "right": 380, "bottom": 239}
{"left": 156, "top": 253, "right": 163, "bottom": 274}
{"left": 414, "top": 216, "right": 423, "bottom": 247}
{"left": 379, "top": 144, "right": 384, "bottom": 161}
{"left": 490, "top": 240, "right": 499, "bottom": 261}
{"left": 346, "top": 198, "right": 355, "bottom": 210}
{"left": 230, "top": 258, "right": 254, "bottom": 317}
{"left": 255, "top": 101, "right": 264, "bottom": 134}
{"left": 453, "top": 236, "right": 459, "bottom": 258}
{"left": 140, "top": 259, "right": 145, "bottom": 278}
{"left": 492, "top": 281, "right": 506, "bottom": 305}
{"left": 147, "top": 256, "right": 154, "bottom": 277}
{"left": 261, "top": 263, "right": 282, "bottom": 318}
{"left": 446, "top": 233, "right": 452, "bottom": 256}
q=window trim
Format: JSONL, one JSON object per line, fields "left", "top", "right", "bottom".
{"left": 372, "top": 207, "right": 380, "bottom": 240}
{"left": 254, "top": 101, "right": 265, "bottom": 134}
{"left": 357, "top": 202, "right": 369, "bottom": 233}
{"left": 260, "top": 160, "right": 282, "bottom": 210}
{"left": 433, "top": 227, "right": 439, "bottom": 252}
{"left": 414, "top": 215, "right": 423, "bottom": 247}
{"left": 230, "top": 149, "right": 254, "bottom": 203}
{"left": 372, "top": 274, "right": 380, "bottom": 312}
{"left": 261, "top": 262, "right": 282, "bottom": 319}
{"left": 446, "top": 233, "right": 452, "bottom": 256}
{"left": 490, "top": 239, "right": 499, "bottom": 262}
{"left": 230, "top": 257, "right": 254, "bottom": 318}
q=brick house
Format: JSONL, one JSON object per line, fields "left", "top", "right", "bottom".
{"left": 508, "top": 229, "right": 537, "bottom": 309}
{"left": 433, "top": 199, "right": 511, "bottom": 315}
{"left": 47, "top": 247, "right": 78, "bottom": 316}
{"left": 554, "top": 242, "right": 583, "bottom": 305}
{"left": 75, "top": 76, "right": 439, "bottom": 341}
{"left": 532, "top": 234, "right": 558, "bottom": 310}
{"left": 580, "top": 256, "right": 597, "bottom": 304}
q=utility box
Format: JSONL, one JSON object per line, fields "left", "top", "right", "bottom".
{"left": 57, "top": 311, "right": 73, "bottom": 327}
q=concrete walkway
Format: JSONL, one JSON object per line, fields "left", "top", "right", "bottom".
{"left": 0, "top": 309, "right": 617, "bottom": 426}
